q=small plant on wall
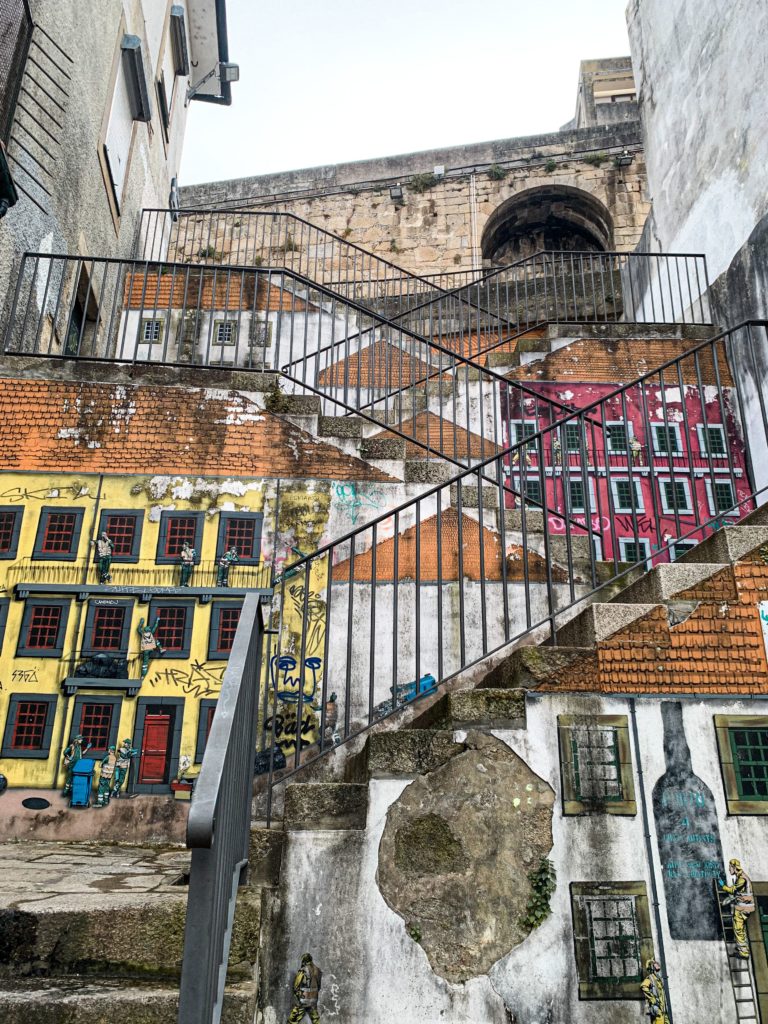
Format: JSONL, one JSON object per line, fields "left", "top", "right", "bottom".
{"left": 410, "top": 172, "right": 438, "bottom": 193}
{"left": 583, "top": 152, "right": 607, "bottom": 166}
{"left": 520, "top": 857, "right": 556, "bottom": 931}
{"left": 544, "top": 159, "right": 557, "bottom": 174}
{"left": 487, "top": 163, "right": 508, "bottom": 181}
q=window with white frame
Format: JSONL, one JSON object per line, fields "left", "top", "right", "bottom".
{"left": 213, "top": 319, "right": 238, "bottom": 346}
{"left": 103, "top": 55, "right": 135, "bottom": 211}
{"left": 651, "top": 422, "right": 683, "bottom": 456}
{"left": 605, "top": 421, "right": 632, "bottom": 453}
{"left": 567, "top": 476, "right": 596, "bottom": 513}
{"left": 512, "top": 475, "right": 543, "bottom": 506}
{"left": 509, "top": 419, "right": 538, "bottom": 452}
{"left": 140, "top": 318, "right": 164, "bottom": 344}
{"left": 610, "top": 478, "right": 644, "bottom": 514}
{"left": 671, "top": 541, "right": 696, "bottom": 559}
{"left": 619, "top": 537, "right": 651, "bottom": 565}
{"left": 697, "top": 423, "right": 727, "bottom": 459}
{"left": 564, "top": 423, "right": 586, "bottom": 453}
{"left": 706, "top": 478, "right": 736, "bottom": 516}
{"left": 659, "top": 478, "right": 693, "bottom": 515}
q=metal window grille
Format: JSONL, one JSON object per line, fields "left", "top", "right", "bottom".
{"left": 165, "top": 517, "right": 197, "bottom": 556}
{"left": 713, "top": 480, "right": 735, "bottom": 513}
{"left": 730, "top": 727, "right": 768, "bottom": 800}
{"left": 0, "top": 0, "right": 32, "bottom": 144}
{"left": 78, "top": 702, "right": 114, "bottom": 750}
{"left": 155, "top": 606, "right": 187, "bottom": 650}
{"left": 104, "top": 514, "right": 137, "bottom": 556}
{"left": 141, "top": 318, "right": 164, "bottom": 343}
{"left": 216, "top": 607, "right": 241, "bottom": 653}
{"left": 11, "top": 700, "right": 47, "bottom": 749}
{"left": 584, "top": 895, "right": 642, "bottom": 982}
{"left": 91, "top": 606, "right": 126, "bottom": 650}
{"left": 26, "top": 605, "right": 62, "bottom": 648}
{"left": 570, "top": 724, "right": 623, "bottom": 801}
{"left": 0, "top": 511, "right": 16, "bottom": 552}
{"left": 42, "top": 512, "right": 78, "bottom": 553}
{"left": 224, "top": 518, "right": 257, "bottom": 559}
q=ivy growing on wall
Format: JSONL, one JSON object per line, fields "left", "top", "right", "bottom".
{"left": 410, "top": 172, "right": 438, "bottom": 193}
{"left": 520, "top": 857, "right": 556, "bottom": 931}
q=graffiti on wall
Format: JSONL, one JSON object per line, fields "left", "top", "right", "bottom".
{"left": 265, "top": 653, "right": 324, "bottom": 754}
{"left": 334, "top": 481, "right": 383, "bottom": 525}
{"left": 149, "top": 661, "right": 226, "bottom": 699}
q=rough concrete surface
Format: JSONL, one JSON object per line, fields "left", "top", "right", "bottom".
{"left": 377, "top": 731, "right": 554, "bottom": 983}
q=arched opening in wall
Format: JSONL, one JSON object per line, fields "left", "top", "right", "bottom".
{"left": 481, "top": 186, "right": 614, "bottom": 265}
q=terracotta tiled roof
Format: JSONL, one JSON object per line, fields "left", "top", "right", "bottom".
{"left": 0, "top": 378, "right": 395, "bottom": 480}
{"left": 331, "top": 508, "right": 560, "bottom": 582}
{"left": 124, "top": 271, "right": 310, "bottom": 312}
{"left": 317, "top": 339, "right": 441, "bottom": 390}
{"left": 506, "top": 338, "right": 733, "bottom": 387}
{"left": 372, "top": 412, "right": 502, "bottom": 460}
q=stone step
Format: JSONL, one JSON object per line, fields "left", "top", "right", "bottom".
{"left": 734, "top": 503, "right": 768, "bottom": 528}
{"left": 476, "top": 646, "right": 594, "bottom": 690}
{"left": 677, "top": 525, "right": 768, "bottom": 566}
{"left": 317, "top": 415, "right": 364, "bottom": 439}
{"left": 404, "top": 460, "right": 455, "bottom": 484}
{"left": 547, "top": 534, "right": 593, "bottom": 564}
{"left": 265, "top": 393, "right": 321, "bottom": 416}
{"left": 555, "top": 601, "right": 661, "bottom": 647}
{"left": 613, "top": 561, "right": 727, "bottom": 605}
{"left": 283, "top": 782, "right": 368, "bottom": 830}
{"left": 498, "top": 508, "right": 546, "bottom": 532}
{"left": 360, "top": 435, "right": 407, "bottom": 460}
{"left": 0, "top": 978, "right": 256, "bottom": 1024}
{"left": 350, "top": 729, "right": 465, "bottom": 779}
{"left": 409, "top": 688, "right": 526, "bottom": 730}
{"left": 450, "top": 482, "right": 500, "bottom": 509}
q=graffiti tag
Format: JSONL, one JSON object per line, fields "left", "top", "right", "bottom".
{"left": 12, "top": 668, "right": 38, "bottom": 684}
{"left": 334, "top": 482, "right": 383, "bottom": 525}
{"left": 270, "top": 653, "right": 322, "bottom": 704}
{"left": 149, "top": 661, "right": 226, "bottom": 698}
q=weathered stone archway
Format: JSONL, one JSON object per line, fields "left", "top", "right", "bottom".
{"left": 481, "top": 185, "right": 614, "bottom": 264}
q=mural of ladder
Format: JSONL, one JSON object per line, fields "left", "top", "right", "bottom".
{"left": 716, "top": 884, "right": 762, "bottom": 1024}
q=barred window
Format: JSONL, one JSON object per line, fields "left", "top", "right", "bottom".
{"left": 559, "top": 715, "right": 636, "bottom": 816}
{"left": 141, "top": 318, "right": 164, "bottom": 344}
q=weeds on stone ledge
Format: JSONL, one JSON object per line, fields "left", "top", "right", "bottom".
{"left": 521, "top": 857, "right": 556, "bottom": 931}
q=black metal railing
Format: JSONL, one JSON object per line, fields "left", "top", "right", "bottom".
{"left": 0, "top": 0, "right": 32, "bottom": 144}
{"left": 7, "top": 558, "right": 272, "bottom": 591}
{"left": 178, "top": 593, "right": 266, "bottom": 1024}
{"left": 3, "top": 253, "right": 577, "bottom": 469}
{"left": 258, "top": 321, "right": 767, "bottom": 821}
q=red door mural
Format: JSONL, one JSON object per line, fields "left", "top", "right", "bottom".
{"left": 138, "top": 713, "right": 172, "bottom": 784}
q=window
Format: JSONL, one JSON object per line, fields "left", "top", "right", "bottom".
{"left": 208, "top": 601, "right": 243, "bottom": 659}
{"left": 213, "top": 319, "right": 238, "bottom": 346}
{"left": 671, "top": 541, "right": 696, "bottom": 560}
{"left": 156, "top": 511, "right": 203, "bottom": 564}
{"left": 706, "top": 478, "right": 736, "bottom": 516}
{"left": 610, "top": 478, "right": 644, "bottom": 514}
{"left": 715, "top": 715, "right": 768, "bottom": 814}
{"left": 659, "top": 478, "right": 693, "bottom": 515}
{"left": 195, "top": 699, "right": 217, "bottom": 762}
{"left": 0, "top": 507, "right": 23, "bottom": 558}
{"left": 140, "top": 318, "right": 165, "bottom": 345}
{"left": 509, "top": 419, "right": 538, "bottom": 453}
{"left": 512, "top": 476, "right": 543, "bottom": 506}
{"left": 33, "top": 507, "right": 85, "bottom": 560}
{"left": 17, "top": 599, "right": 70, "bottom": 657}
{"left": 0, "top": 599, "right": 8, "bottom": 653}
{"left": 605, "top": 422, "right": 631, "bottom": 453}
{"left": 97, "top": 510, "right": 143, "bottom": 561}
{"left": 249, "top": 320, "right": 272, "bottom": 354}
{"left": 216, "top": 512, "right": 263, "bottom": 565}
{"left": 1, "top": 694, "right": 58, "bottom": 758}
{"left": 82, "top": 599, "right": 133, "bottom": 656}
{"left": 651, "top": 423, "right": 682, "bottom": 456}
{"left": 69, "top": 695, "right": 123, "bottom": 757}
{"left": 564, "top": 423, "right": 585, "bottom": 453}
{"left": 570, "top": 882, "right": 654, "bottom": 999}
{"left": 567, "top": 477, "right": 596, "bottom": 513}
{"left": 618, "top": 538, "right": 651, "bottom": 566}
{"left": 558, "top": 715, "right": 636, "bottom": 815}
{"left": 102, "top": 38, "right": 137, "bottom": 214}
{"left": 149, "top": 599, "right": 194, "bottom": 658}
{"left": 697, "top": 424, "right": 727, "bottom": 458}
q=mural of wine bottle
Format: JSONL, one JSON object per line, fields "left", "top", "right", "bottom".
{"left": 652, "top": 701, "right": 724, "bottom": 939}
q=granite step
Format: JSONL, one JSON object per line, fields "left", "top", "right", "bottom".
{"left": 409, "top": 688, "right": 526, "bottom": 730}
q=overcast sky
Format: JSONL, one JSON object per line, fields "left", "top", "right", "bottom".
{"left": 180, "top": 0, "right": 631, "bottom": 186}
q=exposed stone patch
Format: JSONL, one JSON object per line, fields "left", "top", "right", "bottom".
{"left": 377, "top": 732, "right": 554, "bottom": 983}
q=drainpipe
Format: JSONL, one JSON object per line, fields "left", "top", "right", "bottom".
{"left": 50, "top": 474, "right": 104, "bottom": 788}
{"left": 469, "top": 173, "right": 481, "bottom": 272}
{"left": 629, "top": 696, "right": 674, "bottom": 1022}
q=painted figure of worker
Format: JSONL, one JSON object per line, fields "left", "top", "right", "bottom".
{"left": 62, "top": 734, "right": 92, "bottom": 795}
{"left": 112, "top": 737, "right": 138, "bottom": 798}
{"left": 640, "top": 958, "right": 670, "bottom": 1024}
{"left": 92, "top": 532, "right": 114, "bottom": 583}
{"left": 287, "top": 952, "right": 322, "bottom": 1023}
{"left": 720, "top": 858, "right": 755, "bottom": 958}
{"left": 630, "top": 436, "right": 643, "bottom": 466}
{"left": 138, "top": 616, "right": 166, "bottom": 678}
{"left": 216, "top": 545, "right": 239, "bottom": 587}
{"left": 179, "top": 541, "right": 196, "bottom": 587}
{"left": 96, "top": 746, "right": 118, "bottom": 807}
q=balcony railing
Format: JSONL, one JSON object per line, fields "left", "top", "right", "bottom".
{"left": 6, "top": 558, "right": 272, "bottom": 592}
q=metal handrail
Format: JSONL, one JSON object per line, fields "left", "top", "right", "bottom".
{"left": 179, "top": 593, "right": 266, "bottom": 1024}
